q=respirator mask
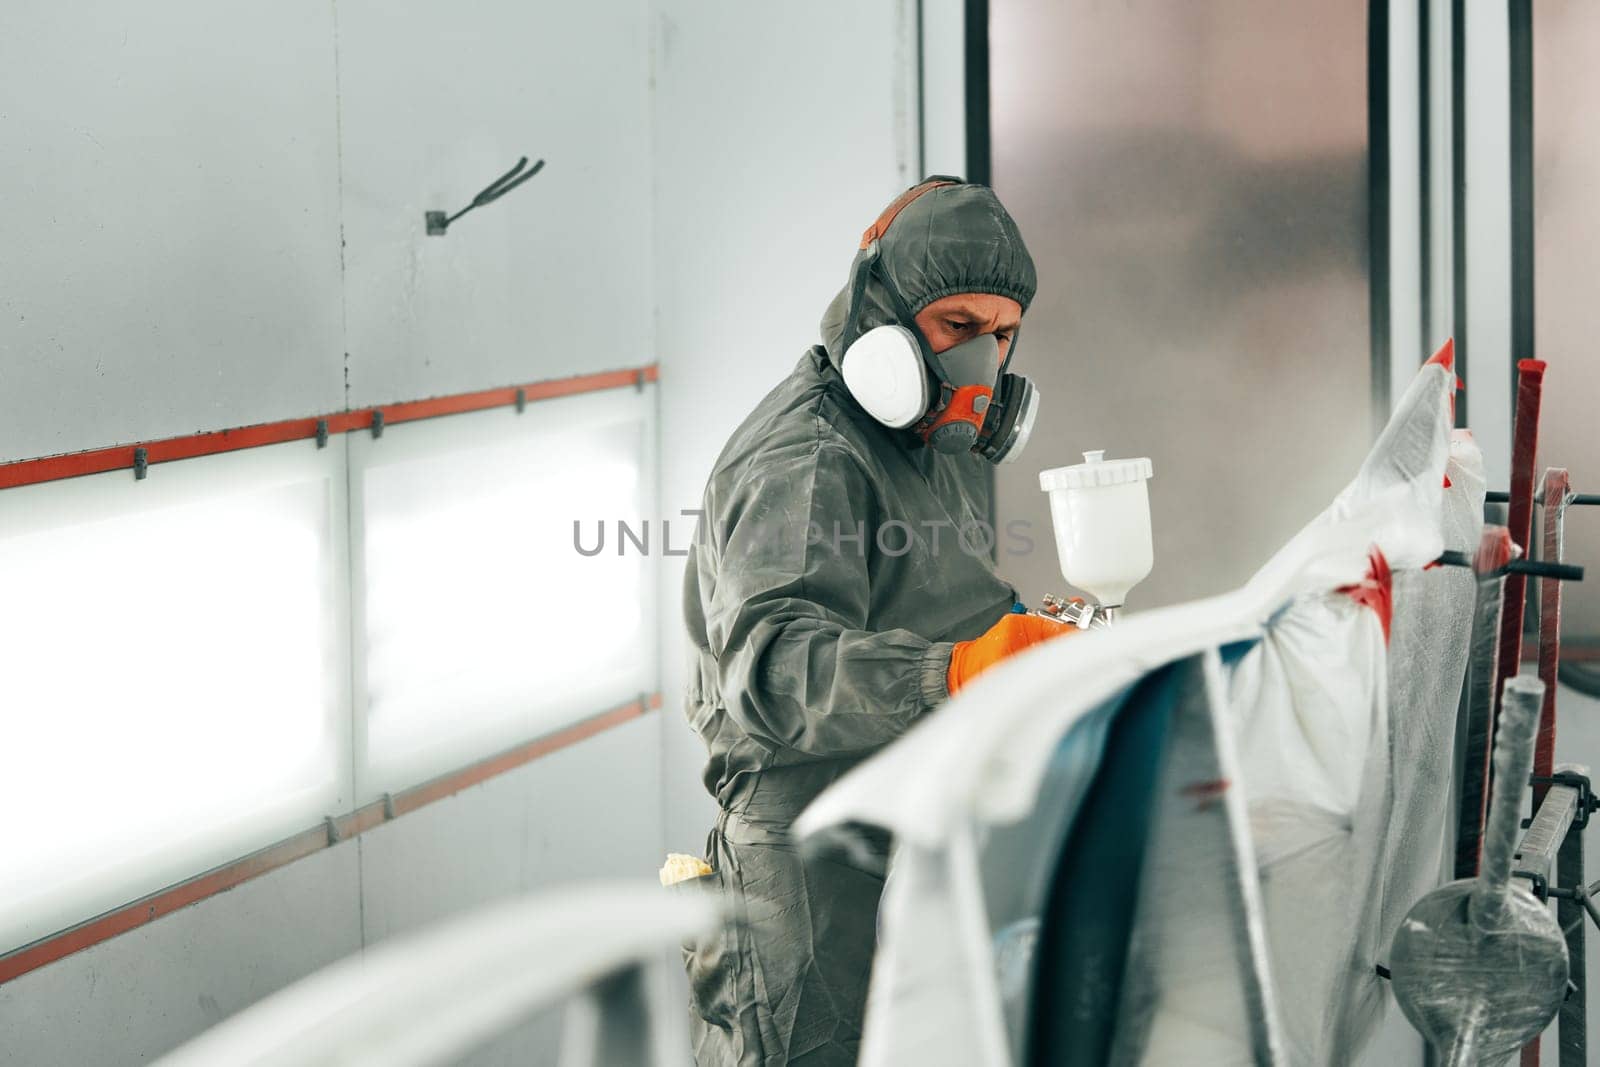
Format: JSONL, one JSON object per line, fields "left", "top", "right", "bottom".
{"left": 837, "top": 182, "right": 1040, "bottom": 464}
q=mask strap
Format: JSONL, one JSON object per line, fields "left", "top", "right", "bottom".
{"left": 839, "top": 244, "right": 879, "bottom": 354}
{"left": 842, "top": 177, "right": 963, "bottom": 358}
{"left": 857, "top": 178, "right": 961, "bottom": 250}
{"left": 843, "top": 246, "right": 956, "bottom": 395}
{"left": 878, "top": 268, "right": 955, "bottom": 389}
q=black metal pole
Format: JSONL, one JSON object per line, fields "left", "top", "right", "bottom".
{"left": 1559, "top": 820, "right": 1586, "bottom": 1066}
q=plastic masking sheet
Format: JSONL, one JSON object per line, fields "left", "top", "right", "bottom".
{"left": 1228, "top": 360, "right": 1480, "bottom": 1063}
{"left": 796, "top": 358, "right": 1470, "bottom": 1066}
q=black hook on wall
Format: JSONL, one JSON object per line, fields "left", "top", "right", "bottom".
{"left": 425, "top": 156, "right": 546, "bottom": 235}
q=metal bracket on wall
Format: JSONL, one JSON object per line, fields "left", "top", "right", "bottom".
{"left": 634, "top": 369, "right": 646, "bottom": 393}
{"left": 315, "top": 418, "right": 329, "bottom": 449}
{"left": 515, "top": 387, "right": 527, "bottom": 414}
{"left": 132, "top": 448, "right": 147, "bottom": 481}
{"left": 370, "top": 410, "right": 384, "bottom": 439}
{"left": 426, "top": 156, "right": 546, "bottom": 235}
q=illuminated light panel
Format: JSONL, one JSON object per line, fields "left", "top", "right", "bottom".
{"left": 350, "top": 389, "right": 657, "bottom": 799}
{"left": 0, "top": 442, "right": 350, "bottom": 952}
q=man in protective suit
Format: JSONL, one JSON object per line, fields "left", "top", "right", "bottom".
{"left": 682, "top": 178, "right": 1070, "bottom": 1065}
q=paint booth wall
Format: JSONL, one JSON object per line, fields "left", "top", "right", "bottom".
{"left": 0, "top": 2, "right": 659, "bottom": 1063}
{"left": 989, "top": 0, "right": 1375, "bottom": 611}
{"left": 0, "top": 0, "right": 928, "bottom": 1061}
{"left": 0, "top": 716, "right": 663, "bottom": 1067}
{"left": 651, "top": 0, "right": 923, "bottom": 858}
{"left": 0, "top": 0, "right": 653, "bottom": 462}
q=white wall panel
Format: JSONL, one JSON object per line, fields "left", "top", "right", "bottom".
{"left": 0, "top": 441, "right": 351, "bottom": 953}
{"left": 1462, "top": 0, "right": 1514, "bottom": 491}
{"left": 1425, "top": 0, "right": 1456, "bottom": 356}
{"left": 650, "top": 0, "right": 921, "bottom": 860}
{"left": 920, "top": 0, "right": 968, "bottom": 177}
{"left": 349, "top": 388, "right": 658, "bottom": 801}
{"left": 337, "top": 0, "right": 654, "bottom": 408}
{"left": 1388, "top": 0, "right": 1426, "bottom": 407}
{"left": 0, "top": 0, "right": 345, "bottom": 463}
{"left": 358, "top": 714, "right": 662, "bottom": 943}
{"left": 356, "top": 714, "right": 663, "bottom": 1066}
{"left": 0, "top": 836, "right": 362, "bottom": 1067}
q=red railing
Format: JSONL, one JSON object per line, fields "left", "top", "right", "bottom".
{"left": 0, "top": 365, "right": 658, "bottom": 490}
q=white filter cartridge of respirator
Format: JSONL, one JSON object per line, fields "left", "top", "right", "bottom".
{"left": 1038, "top": 450, "right": 1154, "bottom": 608}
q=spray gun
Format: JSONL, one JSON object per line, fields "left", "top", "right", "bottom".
{"left": 1036, "top": 450, "right": 1155, "bottom": 626}
{"left": 1031, "top": 592, "right": 1112, "bottom": 630}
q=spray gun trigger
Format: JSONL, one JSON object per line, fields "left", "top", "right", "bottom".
{"left": 1038, "top": 593, "right": 1107, "bottom": 630}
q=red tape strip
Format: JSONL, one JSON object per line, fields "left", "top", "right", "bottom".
{"left": 1339, "top": 547, "right": 1394, "bottom": 644}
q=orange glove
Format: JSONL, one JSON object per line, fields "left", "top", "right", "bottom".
{"left": 947, "top": 611, "right": 1076, "bottom": 695}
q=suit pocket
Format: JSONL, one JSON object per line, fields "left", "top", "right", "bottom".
{"left": 679, "top": 863, "right": 739, "bottom": 1028}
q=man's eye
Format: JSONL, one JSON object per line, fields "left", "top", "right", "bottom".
{"left": 948, "top": 320, "right": 974, "bottom": 332}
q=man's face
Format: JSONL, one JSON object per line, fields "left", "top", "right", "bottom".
{"left": 913, "top": 293, "right": 1024, "bottom": 361}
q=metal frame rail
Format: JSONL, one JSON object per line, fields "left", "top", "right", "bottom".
{"left": 1437, "top": 355, "right": 1600, "bottom": 1064}
{"left": 1513, "top": 762, "right": 1597, "bottom": 1067}
{"left": 1511, "top": 468, "right": 1589, "bottom": 1067}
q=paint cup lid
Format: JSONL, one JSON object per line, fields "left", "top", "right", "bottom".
{"left": 1039, "top": 450, "right": 1154, "bottom": 491}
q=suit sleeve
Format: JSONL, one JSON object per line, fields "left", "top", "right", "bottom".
{"left": 703, "top": 440, "right": 953, "bottom": 757}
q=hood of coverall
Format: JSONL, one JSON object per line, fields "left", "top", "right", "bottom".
{"left": 819, "top": 182, "right": 1038, "bottom": 368}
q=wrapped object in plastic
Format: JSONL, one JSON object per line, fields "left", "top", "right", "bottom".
{"left": 794, "top": 352, "right": 1469, "bottom": 1066}
{"left": 1226, "top": 353, "right": 1481, "bottom": 1062}
{"left": 1389, "top": 676, "right": 1567, "bottom": 1063}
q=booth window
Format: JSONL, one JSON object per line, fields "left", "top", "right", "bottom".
{"left": 0, "top": 378, "right": 658, "bottom": 959}
{"left": 0, "top": 443, "right": 351, "bottom": 952}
